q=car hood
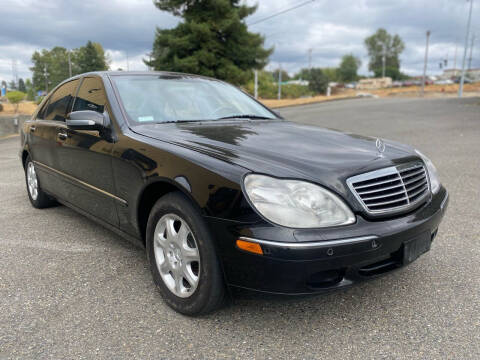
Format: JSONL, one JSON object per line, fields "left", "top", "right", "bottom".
{"left": 132, "top": 120, "right": 418, "bottom": 191}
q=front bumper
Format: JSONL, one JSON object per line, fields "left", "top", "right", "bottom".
{"left": 207, "top": 187, "right": 449, "bottom": 294}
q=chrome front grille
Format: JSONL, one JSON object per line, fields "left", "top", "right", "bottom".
{"left": 347, "top": 163, "right": 430, "bottom": 215}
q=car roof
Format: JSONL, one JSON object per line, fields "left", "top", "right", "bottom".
{"left": 83, "top": 70, "right": 219, "bottom": 82}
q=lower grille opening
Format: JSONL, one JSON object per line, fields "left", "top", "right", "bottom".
{"left": 358, "top": 250, "right": 403, "bottom": 277}
{"left": 306, "top": 269, "right": 345, "bottom": 289}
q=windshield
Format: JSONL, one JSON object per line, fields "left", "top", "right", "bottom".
{"left": 111, "top": 75, "right": 276, "bottom": 124}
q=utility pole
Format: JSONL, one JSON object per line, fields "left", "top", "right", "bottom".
{"left": 68, "top": 50, "right": 72, "bottom": 77}
{"left": 43, "top": 65, "right": 49, "bottom": 93}
{"left": 308, "top": 48, "right": 312, "bottom": 69}
{"left": 11, "top": 60, "right": 18, "bottom": 88}
{"left": 254, "top": 70, "right": 258, "bottom": 99}
{"left": 459, "top": 0, "right": 474, "bottom": 97}
{"left": 126, "top": 50, "right": 130, "bottom": 71}
{"left": 468, "top": 33, "right": 475, "bottom": 70}
{"left": 421, "top": 30, "right": 431, "bottom": 97}
{"left": 454, "top": 40, "right": 458, "bottom": 74}
{"left": 277, "top": 65, "right": 282, "bottom": 100}
{"left": 382, "top": 44, "right": 386, "bottom": 78}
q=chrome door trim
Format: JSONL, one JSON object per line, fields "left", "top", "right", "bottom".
{"left": 238, "top": 235, "right": 377, "bottom": 249}
{"left": 33, "top": 160, "right": 127, "bottom": 206}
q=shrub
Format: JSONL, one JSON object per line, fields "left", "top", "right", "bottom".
{"left": 6, "top": 91, "right": 26, "bottom": 113}
{"left": 0, "top": 103, "right": 3, "bottom": 112}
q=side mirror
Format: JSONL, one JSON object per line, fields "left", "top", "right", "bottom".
{"left": 66, "top": 110, "right": 105, "bottom": 131}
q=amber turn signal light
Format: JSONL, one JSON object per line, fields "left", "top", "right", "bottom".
{"left": 236, "top": 239, "right": 263, "bottom": 255}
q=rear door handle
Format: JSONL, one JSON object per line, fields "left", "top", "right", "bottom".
{"left": 57, "top": 132, "right": 68, "bottom": 141}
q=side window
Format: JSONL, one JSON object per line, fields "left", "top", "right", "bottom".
{"left": 36, "top": 98, "right": 50, "bottom": 120}
{"left": 43, "top": 79, "right": 79, "bottom": 121}
{"left": 73, "top": 77, "right": 106, "bottom": 114}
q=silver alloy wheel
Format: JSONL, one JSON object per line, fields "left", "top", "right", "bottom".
{"left": 153, "top": 214, "right": 201, "bottom": 298}
{"left": 27, "top": 162, "right": 39, "bottom": 201}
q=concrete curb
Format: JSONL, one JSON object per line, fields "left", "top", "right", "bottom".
{"left": 0, "top": 133, "right": 20, "bottom": 140}
{"left": 269, "top": 95, "right": 365, "bottom": 109}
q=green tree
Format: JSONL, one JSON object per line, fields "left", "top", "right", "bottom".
{"left": 6, "top": 91, "right": 26, "bottom": 113}
{"left": 30, "top": 42, "right": 109, "bottom": 92}
{"left": 25, "top": 79, "right": 35, "bottom": 101}
{"left": 294, "top": 67, "right": 338, "bottom": 83}
{"left": 308, "top": 68, "right": 328, "bottom": 94}
{"left": 338, "top": 54, "right": 361, "bottom": 82}
{"left": 322, "top": 67, "right": 338, "bottom": 83}
{"left": 364, "top": 28, "right": 405, "bottom": 80}
{"left": 146, "top": 0, "right": 272, "bottom": 85}
{"left": 272, "top": 69, "right": 290, "bottom": 82}
{"left": 75, "top": 41, "right": 109, "bottom": 74}
{"left": 293, "top": 68, "right": 312, "bottom": 81}
{"left": 31, "top": 47, "right": 70, "bottom": 92}
{"left": 18, "top": 78, "right": 26, "bottom": 92}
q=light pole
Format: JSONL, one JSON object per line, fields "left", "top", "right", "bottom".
{"left": 68, "top": 50, "right": 72, "bottom": 77}
{"left": 277, "top": 65, "right": 282, "bottom": 100}
{"left": 43, "top": 65, "right": 49, "bottom": 93}
{"left": 421, "top": 30, "right": 431, "bottom": 97}
{"left": 254, "top": 70, "right": 258, "bottom": 99}
{"left": 459, "top": 0, "right": 474, "bottom": 97}
{"left": 382, "top": 44, "right": 386, "bottom": 78}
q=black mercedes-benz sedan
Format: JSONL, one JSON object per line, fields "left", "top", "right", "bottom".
{"left": 20, "top": 71, "right": 449, "bottom": 315}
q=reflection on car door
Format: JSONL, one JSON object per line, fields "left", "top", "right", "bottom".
{"left": 29, "top": 79, "right": 79, "bottom": 199}
{"left": 55, "top": 76, "right": 118, "bottom": 226}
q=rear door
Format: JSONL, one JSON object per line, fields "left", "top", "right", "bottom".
{"left": 54, "top": 76, "right": 118, "bottom": 225}
{"left": 29, "top": 79, "right": 79, "bottom": 198}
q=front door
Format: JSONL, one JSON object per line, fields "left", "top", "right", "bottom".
{"left": 54, "top": 76, "right": 119, "bottom": 226}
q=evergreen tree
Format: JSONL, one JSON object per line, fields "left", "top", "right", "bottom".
{"left": 146, "top": 0, "right": 272, "bottom": 85}
{"left": 18, "top": 78, "right": 26, "bottom": 92}
{"left": 75, "top": 41, "right": 109, "bottom": 74}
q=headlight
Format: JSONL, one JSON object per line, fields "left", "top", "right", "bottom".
{"left": 415, "top": 150, "right": 441, "bottom": 194}
{"left": 243, "top": 174, "right": 355, "bottom": 228}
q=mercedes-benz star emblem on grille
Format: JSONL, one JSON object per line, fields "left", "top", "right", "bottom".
{"left": 375, "top": 138, "right": 386, "bottom": 155}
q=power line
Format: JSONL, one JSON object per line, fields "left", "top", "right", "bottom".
{"left": 247, "top": 0, "right": 316, "bottom": 26}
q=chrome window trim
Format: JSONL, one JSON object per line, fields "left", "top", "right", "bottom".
{"left": 347, "top": 162, "right": 431, "bottom": 216}
{"left": 33, "top": 160, "right": 127, "bottom": 206}
{"left": 238, "top": 235, "right": 377, "bottom": 249}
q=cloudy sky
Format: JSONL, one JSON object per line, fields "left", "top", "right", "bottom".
{"left": 1, "top": 0, "right": 479, "bottom": 83}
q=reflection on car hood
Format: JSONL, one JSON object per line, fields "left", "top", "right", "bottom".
{"left": 132, "top": 120, "right": 418, "bottom": 187}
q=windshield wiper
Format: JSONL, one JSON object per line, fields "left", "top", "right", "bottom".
{"left": 217, "top": 114, "right": 275, "bottom": 120}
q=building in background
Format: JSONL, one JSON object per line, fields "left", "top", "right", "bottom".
{"left": 357, "top": 77, "right": 392, "bottom": 90}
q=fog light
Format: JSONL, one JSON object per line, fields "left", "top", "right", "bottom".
{"left": 236, "top": 239, "right": 263, "bottom": 255}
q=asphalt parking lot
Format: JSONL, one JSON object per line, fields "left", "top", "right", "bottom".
{"left": 1, "top": 97, "right": 479, "bottom": 359}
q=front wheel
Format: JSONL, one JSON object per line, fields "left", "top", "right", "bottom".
{"left": 146, "top": 192, "right": 225, "bottom": 315}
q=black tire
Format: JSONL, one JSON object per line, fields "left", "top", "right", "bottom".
{"left": 24, "top": 156, "right": 57, "bottom": 209}
{"left": 146, "top": 192, "right": 225, "bottom": 315}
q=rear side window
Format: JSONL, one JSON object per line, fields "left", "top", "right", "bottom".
{"left": 42, "top": 79, "right": 79, "bottom": 121}
{"left": 73, "top": 77, "right": 106, "bottom": 114}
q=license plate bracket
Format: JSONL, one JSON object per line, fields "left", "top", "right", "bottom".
{"left": 403, "top": 232, "right": 431, "bottom": 265}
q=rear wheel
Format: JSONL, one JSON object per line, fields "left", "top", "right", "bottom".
{"left": 146, "top": 192, "right": 225, "bottom": 315}
{"left": 24, "top": 156, "right": 56, "bottom": 209}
